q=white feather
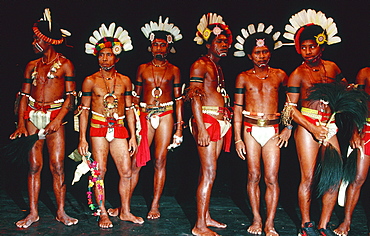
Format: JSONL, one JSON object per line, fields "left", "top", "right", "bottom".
{"left": 89, "top": 36, "right": 98, "bottom": 45}
{"left": 264, "top": 25, "right": 273, "bottom": 34}
{"left": 327, "top": 23, "right": 338, "bottom": 38}
{"left": 274, "top": 41, "right": 283, "bottom": 50}
{"left": 174, "top": 34, "right": 183, "bottom": 41}
{"left": 107, "top": 23, "right": 115, "bottom": 37}
{"left": 241, "top": 28, "right": 249, "bottom": 39}
{"left": 248, "top": 24, "right": 256, "bottom": 35}
{"left": 257, "top": 23, "right": 264, "bottom": 32}
{"left": 234, "top": 51, "right": 245, "bottom": 57}
{"left": 234, "top": 42, "right": 244, "bottom": 50}
{"left": 289, "top": 17, "right": 300, "bottom": 31}
{"left": 283, "top": 32, "right": 295, "bottom": 40}
{"left": 327, "top": 36, "right": 341, "bottom": 45}
{"left": 236, "top": 35, "right": 245, "bottom": 45}
{"left": 123, "top": 43, "right": 133, "bottom": 51}
{"left": 272, "top": 31, "right": 281, "bottom": 41}
{"left": 93, "top": 30, "right": 102, "bottom": 42}
{"left": 285, "top": 24, "right": 296, "bottom": 34}
{"left": 114, "top": 26, "right": 124, "bottom": 39}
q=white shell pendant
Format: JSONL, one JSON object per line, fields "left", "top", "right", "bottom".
{"left": 150, "top": 115, "right": 160, "bottom": 129}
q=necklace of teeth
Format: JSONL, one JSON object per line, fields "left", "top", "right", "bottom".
{"left": 31, "top": 57, "right": 62, "bottom": 86}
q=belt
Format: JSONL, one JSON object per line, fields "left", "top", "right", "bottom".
{"left": 244, "top": 117, "right": 279, "bottom": 127}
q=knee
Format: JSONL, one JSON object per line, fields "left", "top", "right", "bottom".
{"left": 29, "top": 162, "right": 42, "bottom": 175}
{"left": 248, "top": 172, "right": 261, "bottom": 184}
{"left": 202, "top": 166, "right": 217, "bottom": 181}
{"left": 50, "top": 162, "right": 64, "bottom": 176}
{"left": 352, "top": 175, "right": 366, "bottom": 188}
{"left": 265, "top": 175, "right": 278, "bottom": 186}
{"left": 154, "top": 156, "right": 167, "bottom": 170}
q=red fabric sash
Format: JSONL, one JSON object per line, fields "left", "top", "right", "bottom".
{"left": 203, "top": 113, "right": 231, "bottom": 152}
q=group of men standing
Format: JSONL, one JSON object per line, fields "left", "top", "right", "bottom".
{"left": 9, "top": 8, "right": 370, "bottom": 236}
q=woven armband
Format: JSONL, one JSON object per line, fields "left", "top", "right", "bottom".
{"left": 66, "top": 90, "right": 77, "bottom": 96}
{"left": 174, "top": 83, "right": 181, "bottom": 87}
{"left": 65, "top": 76, "right": 75, "bottom": 81}
{"left": 23, "top": 78, "right": 32, "bottom": 84}
{"left": 335, "top": 73, "right": 344, "bottom": 82}
{"left": 287, "top": 86, "right": 300, "bottom": 93}
{"left": 190, "top": 77, "right": 204, "bottom": 83}
{"left": 125, "top": 91, "right": 132, "bottom": 96}
{"left": 281, "top": 102, "right": 297, "bottom": 126}
{"left": 135, "top": 81, "right": 143, "bottom": 86}
{"left": 234, "top": 102, "right": 243, "bottom": 107}
{"left": 235, "top": 88, "right": 245, "bottom": 94}
{"left": 82, "top": 91, "right": 92, "bottom": 96}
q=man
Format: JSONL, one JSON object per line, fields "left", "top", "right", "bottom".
{"left": 107, "top": 16, "right": 184, "bottom": 220}
{"left": 188, "top": 13, "right": 233, "bottom": 236}
{"left": 233, "top": 23, "right": 289, "bottom": 236}
{"left": 334, "top": 67, "right": 370, "bottom": 236}
{"left": 78, "top": 22, "right": 143, "bottom": 228}
{"left": 10, "top": 9, "right": 78, "bottom": 228}
{"left": 282, "top": 9, "right": 346, "bottom": 236}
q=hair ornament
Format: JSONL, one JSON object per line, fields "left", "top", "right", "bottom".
{"left": 194, "top": 13, "right": 232, "bottom": 45}
{"left": 234, "top": 23, "right": 282, "bottom": 57}
{"left": 85, "top": 22, "right": 133, "bottom": 56}
{"left": 283, "top": 9, "right": 341, "bottom": 52}
{"left": 33, "top": 8, "right": 71, "bottom": 45}
{"left": 141, "top": 16, "right": 182, "bottom": 43}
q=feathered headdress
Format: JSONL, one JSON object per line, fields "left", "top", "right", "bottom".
{"left": 283, "top": 9, "right": 341, "bottom": 53}
{"left": 33, "top": 8, "right": 71, "bottom": 45}
{"left": 234, "top": 23, "right": 282, "bottom": 57}
{"left": 85, "top": 22, "right": 133, "bottom": 56}
{"left": 194, "top": 13, "right": 232, "bottom": 45}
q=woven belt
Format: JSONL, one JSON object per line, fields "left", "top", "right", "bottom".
{"left": 244, "top": 117, "right": 279, "bottom": 127}
{"left": 140, "top": 105, "right": 173, "bottom": 114}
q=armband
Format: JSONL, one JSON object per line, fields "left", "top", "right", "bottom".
{"left": 174, "top": 83, "right": 181, "bottom": 87}
{"left": 287, "top": 87, "right": 300, "bottom": 93}
{"left": 82, "top": 91, "right": 92, "bottom": 96}
{"left": 175, "top": 96, "right": 183, "bottom": 101}
{"left": 18, "top": 91, "right": 30, "bottom": 97}
{"left": 65, "top": 76, "right": 75, "bottom": 81}
{"left": 189, "top": 77, "right": 204, "bottom": 83}
{"left": 124, "top": 91, "right": 132, "bottom": 96}
{"left": 66, "top": 90, "right": 77, "bottom": 96}
{"left": 125, "top": 105, "right": 135, "bottom": 110}
{"left": 281, "top": 102, "right": 296, "bottom": 126}
{"left": 135, "top": 81, "right": 143, "bottom": 86}
{"left": 234, "top": 102, "right": 243, "bottom": 107}
{"left": 23, "top": 78, "right": 32, "bottom": 84}
{"left": 335, "top": 73, "right": 344, "bottom": 82}
{"left": 286, "top": 124, "right": 293, "bottom": 130}
{"left": 235, "top": 88, "right": 245, "bottom": 94}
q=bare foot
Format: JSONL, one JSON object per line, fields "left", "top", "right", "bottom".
{"left": 56, "top": 212, "right": 78, "bottom": 226}
{"left": 265, "top": 228, "right": 279, "bottom": 236}
{"left": 98, "top": 214, "right": 113, "bottom": 228}
{"left": 107, "top": 207, "right": 120, "bottom": 217}
{"left": 147, "top": 208, "right": 160, "bottom": 220}
{"left": 192, "top": 226, "right": 220, "bottom": 236}
{"left": 334, "top": 222, "right": 350, "bottom": 236}
{"left": 119, "top": 212, "right": 144, "bottom": 224}
{"left": 247, "top": 221, "right": 263, "bottom": 235}
{"left": 16, "top": 214, "right": 39, "bottom": 228}
{"left": 206, "top": 218, "right": 227, "bottom": 228}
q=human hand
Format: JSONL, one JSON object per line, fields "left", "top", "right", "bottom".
{"left": 9, "top": 126, "right": 29, "bottom": 139}
{"left": 128, "top": 138, "right": 137, "bottom": 156}
{"left": 197, "top": 129, "right": 210, "bottom": 147}
{"left": 310, "top": 124, "right": 329, "bottom": 144}
{"left": 235, "top": 140, "right": 246, "bottom": 160}
{"left": 78, "top": 140, "right": 89, "bottom": 156}
{"left": 275, "top": 128, "right": 292, "bottom": 148}
{"left": 350, "top": 130, "right": 362, "bottom": 149}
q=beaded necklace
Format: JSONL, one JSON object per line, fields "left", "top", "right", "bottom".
{"left": 151, "top": 60, "right": 168, "bottom": 106}
{"left": 100, "top": 69, "right": 118, "bottom": 118}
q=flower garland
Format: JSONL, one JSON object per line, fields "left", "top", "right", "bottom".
{"left": 85, "top": 155, "right": 104, "bottom": 216}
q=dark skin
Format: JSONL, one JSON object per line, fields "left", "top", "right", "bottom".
{"left": 10, "top": 35, "right": 78, "bottom": 228}
{"left": 78, "top": 48, "right": 142, "bottom": 228}
{"left": 190, "top": 34, "right": 230, "bottom": 236}
{"left": 108, "top": 38, "right": 183, "bottom": 220}
{"left": 287, "top": 39, "right": 347, "bottom": 230}
{"left": 234, "top": 45, "right": 289, "bottom": 236}
{"left": 334, "top": 67, "right": 370, "bottom": 236}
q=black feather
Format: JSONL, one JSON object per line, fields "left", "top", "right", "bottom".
{"left": 0, "top": 134, "right": 39, "bottom": 165}
{"left": 342, "top": 148, "right": 358, "bottom": 184}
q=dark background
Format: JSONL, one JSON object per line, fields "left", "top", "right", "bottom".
{"left": 0, "top": 0, "right": 369, "bottom": 234}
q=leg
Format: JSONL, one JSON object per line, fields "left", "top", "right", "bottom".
{"left": 110, "top": 139, "right": 144, "bottom": 224}
{"left": 16, "top": 122, "right": 43, "bottom": 228}
{"left": 147, "top": 114, "right": 174, "bottom": 219}
{"left": 244, "top": 132, "right": 263, "bottom": 235}
{"left": 318, "top": 135, "right": 341, "bottom": 230}
{"left": 295, "top": 126, "right": 320, "bottom": 227}
{"left": 192, "top": 137, "right": 223, "bottom": 236}
{"left": 262, "top": 137, "right": 280, "bottom": 236}
{"left": 46, "top": 127, "right": 78, "bottom": 226}
{"left": 334, "top": 153, "right": 370, "bottom": 235}
{"left": 90, "top": 137, "right": 112, "bottom": 228}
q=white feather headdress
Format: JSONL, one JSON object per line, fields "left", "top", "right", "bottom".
{"left": 85, "top": 22, "right": 133, "bottom": 56}
{"left": 234, "top": 23, "right": 282, "bottom": 57}
{"left": 283, "top": 9, "right": 341, "bottom": 51}
{"left": 141, "top": 16, "right": 183, "bottom": 43}
{"left": 194, "top": 13, "right": 232, "bottom": 45}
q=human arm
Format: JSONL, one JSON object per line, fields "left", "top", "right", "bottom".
{"left": 172, "top": 67, "right": 184, "bottom": 147}
{"left": 125, "top": 79, "right": 137, "bottom": 156}
{"left": 233, "top": 74, "right": 246, "bottom": 159}
{"left": 77, "top": 77, "right": 93, "bottom": 156}
{"left": 133, "top": 65, "right": 143, "bottom": 105}
{"left": 276, "top": 70, "right": 292, "bottom": 148}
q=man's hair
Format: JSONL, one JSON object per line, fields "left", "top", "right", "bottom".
{"left": 206, "top": 24, "right": 232, "bottom": 45}
{"left": 299, "top": 24, "right": 324, "bottom": 43}
{"left": 244, "top": 32, "right": 274, "bottom": 55}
